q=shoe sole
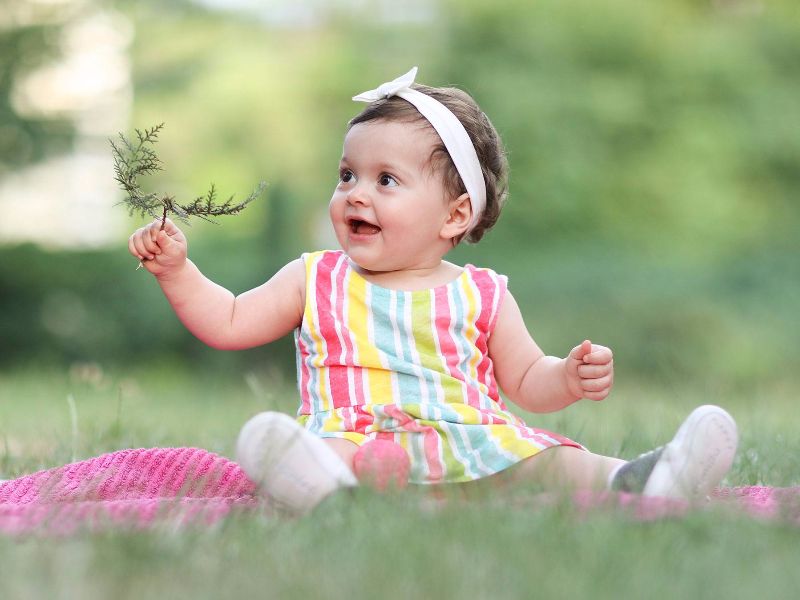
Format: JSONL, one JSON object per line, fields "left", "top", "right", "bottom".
{"left": 642, "top": 405, "right": 738, "bottom": 501}
{"left": 236, "top": 412, "right": 356, "bottom": 515}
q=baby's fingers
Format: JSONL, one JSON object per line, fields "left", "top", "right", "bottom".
{"left": 159, "top": 217, "right": 182, "bottom": 236}
{"left": 580, "top": 374, "right": 612, "bottom": 393}
{"left": 147, "top": 221, "right": 160, "bottom": 243}
{"left": 153, "top": 218, "right": 187, "bottom": 248}
{"left": 132, "top": 223, "right": 163, "bottom": 257}
{"left": 128, "top": 234, "right": 143, "bottom": 260}
{"left": 584, "top": 346, "right": 613, "bottom": 365}
{"left": 577, "top": 362, "right": 613, "bottom": 379}
{"left": 129, "top": 230, "right": 153, "bottom": 260}
{"left": 583, "top": 389, "right": 610, "bottom": 402}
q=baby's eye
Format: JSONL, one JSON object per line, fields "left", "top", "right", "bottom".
{"left": 379, "top": 173, "right": 398, "bottom": 187}
{"left": 339, "top": 169, "right": 355, "bottom": 184}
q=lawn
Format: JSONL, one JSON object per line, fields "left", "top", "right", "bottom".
{"left": 1, "top": 365, "right": 799, "bottom": 599}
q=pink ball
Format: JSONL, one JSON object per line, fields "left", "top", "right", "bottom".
{"left": 352, "top": 439, "right": 411, "bottom": 492}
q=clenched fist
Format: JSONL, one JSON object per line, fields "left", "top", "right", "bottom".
{"left": 128, "top": 218, "right": 187, "bottom": 277}
{"left": 564, "top": 339, "right": 614, "bottom": 401}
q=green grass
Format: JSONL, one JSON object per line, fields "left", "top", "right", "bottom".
{"left": 1, "top": 365, "right": 799, "bottom": 600}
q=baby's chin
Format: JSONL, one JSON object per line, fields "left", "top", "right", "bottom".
{"left": 345, "top": 255, "right": 390, "bottom": 276}
{"left": 340, "top": 250, "right": 401, "bottom": 277}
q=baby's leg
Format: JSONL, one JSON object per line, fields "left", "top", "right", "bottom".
{"left": 492, "top": 404, "right": 738, "bottom": 501}
{"left": 504, "top": 446, "right": 624, "bottom": 492}
{"left": 323, "top": 438, "right": 359, "bottom": 469}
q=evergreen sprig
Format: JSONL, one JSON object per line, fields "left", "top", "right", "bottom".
{"left": 110, "top": 123, "right": 264, "bottom": 230}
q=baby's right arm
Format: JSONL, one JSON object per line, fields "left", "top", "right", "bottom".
{"left": 128, "top": 218, "right": 305, "bottom": 350}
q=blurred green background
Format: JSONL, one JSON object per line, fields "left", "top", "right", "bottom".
{"left": 1, "top": 0, "right": 798, "bottom": 394}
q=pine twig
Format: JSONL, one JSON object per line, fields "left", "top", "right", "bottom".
{"left": 110, "top": 123, "right": 264, "bottom": 231}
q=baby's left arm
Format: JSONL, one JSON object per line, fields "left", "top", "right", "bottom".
{"left": 488, "top": 291, "right": 614, "bottom": 413}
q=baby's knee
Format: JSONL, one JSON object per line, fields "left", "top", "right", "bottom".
{"left": 352, "top": 439, "right": 411, "bottom": 492}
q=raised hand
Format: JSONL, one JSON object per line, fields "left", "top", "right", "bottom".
{"left": 127, "top": 218, "right": 188, "bottom": 277}
{"left": 565, "top": 339, "right": 614, "bottom": 401}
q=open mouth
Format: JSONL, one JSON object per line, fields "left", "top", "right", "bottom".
{"left": 347, "top": 217, "right": 381, "bottom": 235}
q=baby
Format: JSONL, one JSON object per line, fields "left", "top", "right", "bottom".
{"left": 129, "top": 67, "right": 738, "bottom": 515}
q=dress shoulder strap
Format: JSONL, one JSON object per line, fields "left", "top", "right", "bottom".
{"left": 300, "top": 250, "right": 347, "bottom": 294}
{"left": 462, "top": 264, "right": 509, "bottom": 337}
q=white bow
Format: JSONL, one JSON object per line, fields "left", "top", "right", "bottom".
{"left": 352, "top": 67, "right": 418, "bottom": 102}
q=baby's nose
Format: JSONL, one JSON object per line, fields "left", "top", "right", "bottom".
{"left": 346, "top": 184, "right": 371, "bottom": 206}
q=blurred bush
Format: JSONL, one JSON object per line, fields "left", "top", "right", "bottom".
{"left": 1, "top": 233, "right": 796, "bottom": 390}
{"left": 0, "top": 234, "right": 297, "bottom": 374}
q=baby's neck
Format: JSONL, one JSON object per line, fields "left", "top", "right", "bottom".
{"left": 351, "top": 260, "right": 464, "bottom": 292}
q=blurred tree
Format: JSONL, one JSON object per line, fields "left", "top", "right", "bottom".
{"left": 441, "top": 0, "right": 800, "bottom": 260}
{"left": 0, "top": 0, "right": 77, "bottom": 176}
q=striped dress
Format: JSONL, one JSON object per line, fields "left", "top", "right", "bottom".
{"left": 295, "top": 250, "right": 581, "bottom": 484}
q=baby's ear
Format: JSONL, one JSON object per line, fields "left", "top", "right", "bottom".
{"left": 441, "top": 193, "right": 472, "bottom": 241}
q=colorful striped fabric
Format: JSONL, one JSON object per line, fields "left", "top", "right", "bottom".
{"left": 294, "top": 250, "right": 581, "bottom": 484}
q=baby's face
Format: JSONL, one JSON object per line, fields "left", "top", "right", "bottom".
{"left": 329, "top": 120, "right": 454, "bottom": 274}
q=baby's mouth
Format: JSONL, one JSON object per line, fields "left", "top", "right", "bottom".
{"left": 348, "top": 218, "right": 381, "bottom": 235}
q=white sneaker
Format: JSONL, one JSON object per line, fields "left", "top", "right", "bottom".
{"left": 642, "top": 405, "right": 738, "bottom": 501}
{"left": 236, "top": 412, "right": 358, "bottom": 515}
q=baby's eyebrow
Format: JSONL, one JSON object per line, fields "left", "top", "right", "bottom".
{"left": 375, "top": 162, "right": 410, "bottom": 179}
{"left": 337, "top": 158, "right": 409, "bottom": 179}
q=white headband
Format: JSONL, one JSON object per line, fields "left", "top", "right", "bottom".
{"left": 353, "top": 67, "right": 487, "bottom": 233}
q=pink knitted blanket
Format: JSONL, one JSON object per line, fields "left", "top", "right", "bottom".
{"left": 0, "top": 448, "right": 260, "bottom": 536}
{"left": 0, "top": 447, "right": 797, "bottom": 535}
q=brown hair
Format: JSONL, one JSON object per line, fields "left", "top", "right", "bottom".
{"left": 347, "top": 83, "right": 508, "bottom": 244}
